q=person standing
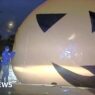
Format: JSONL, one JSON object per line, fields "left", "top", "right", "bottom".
{"left": 1, "top": 46, "right": 15, "bottom": 82}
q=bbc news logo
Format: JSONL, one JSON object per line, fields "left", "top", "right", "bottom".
{"left": 0, "top": 82, "right": 12, "bottom": 88}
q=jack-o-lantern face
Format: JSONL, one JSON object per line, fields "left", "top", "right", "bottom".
{"left": 13, "top": 0, "right": 95, "bottom": 85}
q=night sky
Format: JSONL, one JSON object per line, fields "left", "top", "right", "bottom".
{"left": 0, "top": 0, "right": 45, "bottom": 54}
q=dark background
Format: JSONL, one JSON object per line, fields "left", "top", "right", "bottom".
{"left": 0, "top": 0, "right": 45, "bottom": 57}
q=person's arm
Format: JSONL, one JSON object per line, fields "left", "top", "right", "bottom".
{"left": 8, "top": 53, "right": 11, "bottom": 62}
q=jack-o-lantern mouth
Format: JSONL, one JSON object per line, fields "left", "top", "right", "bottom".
{"left": 52, "top": 62, "right": 95, "bottom": 87}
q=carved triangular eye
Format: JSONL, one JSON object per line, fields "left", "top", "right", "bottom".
{"left": 89, "top": 11, "right": 95, "bottom": 32}
{"left": 36, "top": 14, "right": 66, "bottom": 32}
